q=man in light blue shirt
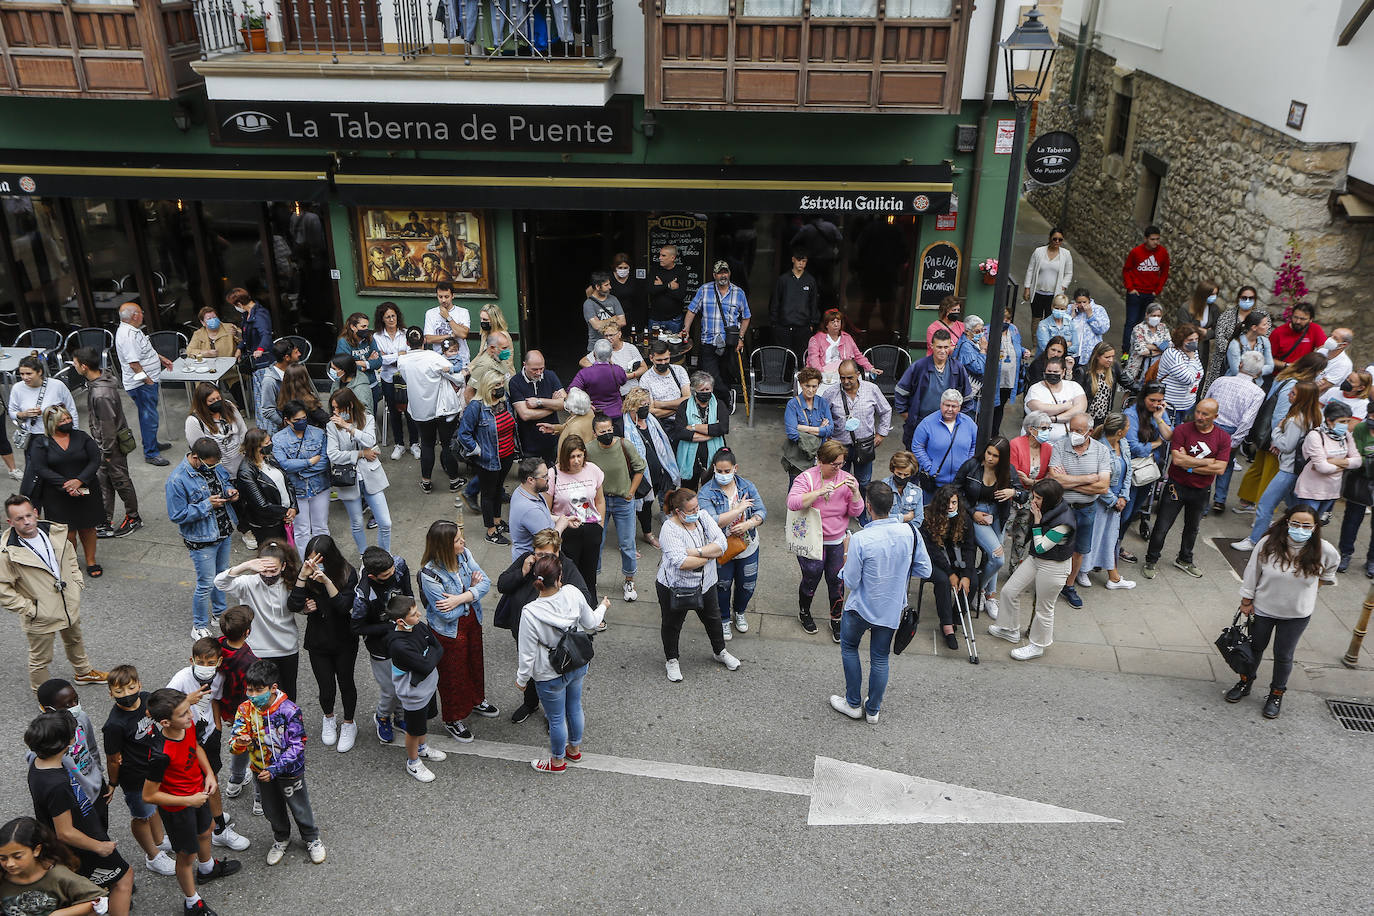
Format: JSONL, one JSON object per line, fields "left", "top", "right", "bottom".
{"left": 830, "top": 482, "right": 933, "bottom": 724}
{"left": 507, "top": 457, "right": 567, "bottom": 560}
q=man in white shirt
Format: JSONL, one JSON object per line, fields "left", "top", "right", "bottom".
{"left": 1317, "top": 328, "right": 1353, "bottom": 398}
{"left": 423, "top": 281, "right": 471, "bottom": 372}
{"left": 580, "top": 325, "right": 646, "bottom": 396}
{"left": 115, "top": 303, "right": 173, "bottom": 466}
{"left": 1024, "top": 356, "right": 1087, "bottom": 441}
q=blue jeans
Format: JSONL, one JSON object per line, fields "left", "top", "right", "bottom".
{"left": 1212, "top": 423, "right": 1238, "bottom": 507}
{"left": 972, "top": 520, "right": 1005, "bottom": 595}
{"left": 1249, "top": 469, "right": 1296, "bottom": 542}
{"left": 533, "top": 664, "right": 588, "bottom": 759}
{"left": 717, "top": 548, "right": 759, "bottom": 621}
{"left": 1338, "top": 502, "right": 1374, "bottom": 560}
{"left": 1070, "top": 501, "right": 1096, "bottom": 555}
{"left": 600, "top": 495, "right": 636, "bottom": 578}
{"left": 840, "top": 610, "right": 894, "bottom": 715}
{"left": 1122, "top": 292, "right": 1154, "bottom": 352}
{"left": 127, "top": 381, "right": 161, "bottom": 458}
{"left": 341, "top": 486, "right": 393, "bottom": 554}
{"left": 843, "top": 455, "right": 874, "bottom": 525}
{"left": 1295, "top": 496, "right": 1334, "bottom": 516}
{"left": 251, "top": 367, "right": 270, "bottom": 429}
{"left": 188, "top": 535, "right": 232, "bottom": 628}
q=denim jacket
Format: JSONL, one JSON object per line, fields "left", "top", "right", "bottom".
{"left": 698, "top": 474, "right": 767, "bottom": 549}
{"left": 271, "top": 425, "right": 329, "bottom": 498}
{"left": 165, "top": 458, "right": 238, "bottom": 542}
{"left": 418, "top": 549, "right": 490, "bottom": 636}
{"left": 456, "top": 400, "right": 503, "bottom": 472}
{"left": 783, "top": 395, "right": 833, "bottom": 443}
{"left": 1098, "top": 438, "right": 1131, "bottom": 507}
{"left": 882, "top": 474, "right": 926, "bottom": 531}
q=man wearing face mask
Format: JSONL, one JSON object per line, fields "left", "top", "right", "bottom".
{"left": 684, "top": 261, "right": 751, "bottom": 408}
{"left": 637, "top": 341, "right": 690, "bottom": 437}
{"left": 1048, "top": 413, "right": 1112, "bottom": 609}
{"left": 509, "top": 350, "right": 566, "bottom": 464}
{"left": 1035, "top": 294, "right": 1081, "bottom": 358}
{"left": 1024, "top": 356, "right": 1087, "bottom": 442}
{"left": 1268, "top": 302, "right": 1326, "bottom": 371}
{"left": 465, "top": 330, "right": 516, "bottom": 402}
{"left": 167, "top": 438, "right": 240, "bottom": 641}
{"left": 1068, "top": 288, "right": 1110, "bottom": 366}
{"left": 70, "top": 347, "right": 142, "bottom": 540}
{"left": 585, "top": 413, "right": 647, "bottom": 603}
{"left": 1143, "top": 398, "right": 1231, "bottom": 580}
{"left": 824, "top": 359, "right": 891, "bottom": 523}
{"left": 1315, "top": 327, "right": 1354, "bottom": 398}
{"left": 258, "top": 339, "right": 301, "bottom": 433}
{"left": 1293, "top": 400, "right": 1360, "bottom": 523}
{"left": 771, "top": 248, "right": 820, "bottom": 361}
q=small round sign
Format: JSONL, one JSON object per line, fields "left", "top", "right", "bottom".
{"left": 1025, "top": 132, "right": 1080, "bottom": 186}
{"left": 18, "top": 176, "right": 36, "bottom": 193}
{"left": 912, "top": 194, "right": 930, "bottom": 212}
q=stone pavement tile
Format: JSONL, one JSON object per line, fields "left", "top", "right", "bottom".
{"left": 1115, "top": 646, "right": 1215, "bottom": 681}
{"left": 1050, "top": 604, "right": 1110, "bottom": 645}
{"left": 1284, "top": 661, "right": 1374, "bottom": 697}
{"left": 1032, "top": 641, "right": 1120, "bottom": 673}
{"left": 1143, "top": 601, "right": 1209, "bottom": 651}
{"left": 609, "top": 600, "right": 666, "bottom": 631}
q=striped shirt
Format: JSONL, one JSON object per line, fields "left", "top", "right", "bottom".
{"left": 1158, "top": 348, "right": 1203, "bottom": 409}
{"left": 1049, "top": 437, "right": 1111, "bottom": 505}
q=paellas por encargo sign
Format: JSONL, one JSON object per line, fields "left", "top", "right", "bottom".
{"left": 208, "top": 100, "right": 633, "bottom": 153}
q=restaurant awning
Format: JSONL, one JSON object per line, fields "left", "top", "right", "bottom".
{"left": 0, "top": 150, "right": 330, "bottom": 202}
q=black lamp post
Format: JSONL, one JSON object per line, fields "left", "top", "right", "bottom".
{"left": 976, "top": 6, "right": 1059, "bottom": 450}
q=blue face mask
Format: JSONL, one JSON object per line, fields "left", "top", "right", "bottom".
{"left": 206, "top": 317, "right": 221, "bottom": 331}
{"left": 1052, "top": 308, "right": 1068, "bottom": 321}
{"left": 498, "top": 348, "right": 512, "bottom": 361}
{"left": 681, "top": 512, "right": 699, "bottom": 524}
{"left": 248, "top": 691, "right": 273, "bottom": 710}
{"left": 713, "top": 471, "right": 735, "bottom": 487}
{"left": 1035, "top": 428, "right": 1054, "bottom": 443}
{"left": 291, "top": 418, "right": 309, "bottom": 432}
{"left": 1185, "top": 340, "right": 1199, "bottom": 352}
{"left": 1288, "top": 525, "right": 1313, "bottom": 544}
{"left": 1329, "top": 423, "right": 1348, "bottom": 439}
{"left": 1206, "top": 295, "right": 1217, "bottom": 304}
{"left": 946, "top": 508, "right": 959, "bottom": 518}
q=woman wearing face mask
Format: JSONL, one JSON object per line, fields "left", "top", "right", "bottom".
{"left": 1291, "top": 400, "right": 1360, "bottom": 519}
{"left": 1205, "top": 285, "right": 1267, "bottom": 394}
{"left": 1225, "top": 312, "right": 1274, "bottom": 384}
{"left": 1227, "top": 505, "right": 1338, "bottom": 718}
{"left": 697, "top": 448, "right": 766, "bottom": 641}
{"left": 623, "top": 387, "right": 679, "bottom": 549}
{"left": 326, "top": 388, "right": 392, "bottom": 555}
{"left": 881, "top": 451, "right": 926, "bottom": 532}
{"left": 373, "top": 303, "right": 418, "bottom": 461}
{"left": 1035, "top": 293, "right": 1081, "bottom": 358}
{"left": 1232, "top": 380, "right": 1323, "bottom": 551}
{"left": 1073, "top": 342, "right": 1120, "bottom": 428}
{"left": 954, "top": 315, "right": 989, "bottom": 411}
{"left": 327, "top": 354, "right": 374, "bottom": 414}
{"left": 987, "top": 478, "right": 1076, "bottom": 660}
{"left": 456, "top": 373, "right": 519, "bottom": 546}
{"left": 1120, "top": 383, "right": 1173, "bottom": 562}
{"left": 672, "top": 372, "right": 730, "bottom": 489}
{"left": 277, "top": 363, "right": 327, "bottom": 428}
{"left": 786, "top": 439, "right": 864, "bottom": 638}
{"left": 1126, "top": 302, "right": 1171, "bottom": 385}
{"left": 1325, "top": 370, "right": 1371, "bottom": 420}
{"left": 953, "top": 438, "right": 1016, "bottom": 618}
{"left": 1022, "top": 227, "right": 1074, "bottom": 320}
{"left": 1157, "top": 323, "right": 1204, "bottom": 426}
{"left": 924, "top": 295, "right": 966, "bottom": 351}
{"left": 1010, "top": 410, "right": 1056, "bottom": 490}
{"left": 550, "top": 436, "right": 606, "bottom": 602}
{"left": 1084, "top": 413, "right": 1135, "bottom": 589}
{"left": 994, "top": 307, "right": 1026, "bottom": 435}
{"left": 8, "top": 355, "right": 78, "bottom": 459}
{"left": 1235, "top": 352, "right": 1328, "bottom": 511}
{"left": 336, "top": 312, "right": 382, "bottom": 408}
{"left": 1178, "top": 280, "right": 1219, "bottom": 366}
{"left": 782, "top": 367, "right": 833, "bottom": 487}
{"left": 608, "top": 253, "right": 647, "bottom": 329}
{"left": 286, "top": 534, "right": 361, "bottom": 753}
{"left": 655, "top": 487, "right": 740, "bottom": 682}
{"left": 215, "top": 541, "right": 302, "bottom": 699}
{"left": 920, "top": 485, "right": 979, "bottom": 651}
{"left": 235, "top": 429, "right": 298, "bottom": 549}
{"left": 476, "top": 304, "right": 509, "bottom": 353}
{"left": 187, "top": 305, "right": 244, "bottom": 401}
{"left": 1024, "top": 335, "right": 1067, "bottom": 388}
{"left": 185, "top": 382, "right": 247, "bottom": 478}
{"left": 21, "top": 405, "right": 103, "bottom": 577}
{"left": 270, "top": 399, "right": 330, "bottom": 556}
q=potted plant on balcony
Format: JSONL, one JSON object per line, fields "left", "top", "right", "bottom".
{"left": 977, "top": 257, "right": 999, "bottom": 285}
{"left": 239, "top": 9, "right": 269, "bottom": 53}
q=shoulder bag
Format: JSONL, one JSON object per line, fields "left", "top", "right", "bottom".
{"left": 669, "top": 526, "right": 706, "bottom": 610}
{"left": 714, "top": 284, "right": 741, "bottom": 355}
{"left": 329, "top": 427, "right": 359, "bottom": 488}
{"left": 892, "top": 531, "right": 923, "bottom": 655}
{"left": 917, "top": 429, "right": 958, "bottom": 492}
{"left": 540, "top": 623, "right": 596, "bottom": 675}
{"left": 1130, "top": 455, "right": 1161, "bottom": 487}
{"left": 12, "top": 378, "right": 48, "bottom": 453}
{"left": 840, "top": 389, "right": 876, "bottom": 465}
{"left": 717, "top": 488, "right": 753, "bottom": 565}
{"left": 1213, "top": 610, "right": 1256, "bottom": 675}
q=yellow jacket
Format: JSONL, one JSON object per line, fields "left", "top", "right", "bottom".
{"left": 0, "top": 521, "right": 84, "bottom": 635}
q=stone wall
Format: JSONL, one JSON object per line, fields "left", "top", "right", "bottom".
{"left": 1028, "top": 37, "right": 1374, "bottom": 352}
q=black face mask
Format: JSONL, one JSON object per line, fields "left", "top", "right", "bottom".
{"left": 596, "top": 432, "right": 615, "bottom": 446}
{"left": 654, "top": 362, "right": 671, "bottom": 374}
{"left": 1340, "top": 379, "right": 1355, "bottom": 393}
{"left": 491, "top": 389, "right": 506, "bottom": 402}
{"left": 947, "top": 312, "right": 962, "bottom": 323}
{"left": 208, "top": 401, "right": 225, "bottom": 414}
{"left": 694, "top": 391, "right": 712, "bottom": 404}
{"left": 114, "top": 693, "right": 141, "bottom": 709}
{"left": 892, "top": 474, "right": 910, "bottom": 486}
{"left": 480, "top": 321, "right": 492, "bottom": 332}
{"left": 56, "top": 422, "right": 74, "bottom": 434}
{"left": 636, "top": 405, "right": 651, "bottom": 420}
{"left": 260, "top": 443, "right": 273, "bottom": 457}
{"left": 1042, "top": 372, "right": 1063, "bottom": 385}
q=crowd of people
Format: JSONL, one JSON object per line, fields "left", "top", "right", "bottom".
{"left": 0, "top": 232, "right": 1358, "bottom": 913}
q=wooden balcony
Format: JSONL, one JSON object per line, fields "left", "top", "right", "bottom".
{"left": 647, "top": 0, "right": 972, "bottom": 112}
{"left": 0, "top": 0, "right": 203, "bottom": 99}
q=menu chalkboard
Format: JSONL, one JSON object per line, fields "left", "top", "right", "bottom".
{"left": 916, "top": 241, "right": 962, "bottom": 309}
{"left": 648, "top": 213, "right": 708, "bottom": 302}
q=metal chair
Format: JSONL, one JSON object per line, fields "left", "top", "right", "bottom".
{"left": 148, "top": 331, "right": 188, "bottom": 364}
{"left": 864, "top": 345, "right": 911, "bottom": 399}
{"left": 15, "top": 328, "right": 65, "bottom": 372}
{"left": 747, "top": 346, "right": 798, "bottom": 428}
{"left": 275, "top": 335, "right": 313, "bottom": 364}
{"left": 64, "top": 328, "right": 115, "bottom": 370}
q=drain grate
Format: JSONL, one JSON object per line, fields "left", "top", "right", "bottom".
{"left": 1326, "top": 699, "right": 1374, "bottom": 733}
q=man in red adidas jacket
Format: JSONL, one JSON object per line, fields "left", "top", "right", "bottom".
{"left": 1121, "top": 225, "right": 1170, "bottom": 351}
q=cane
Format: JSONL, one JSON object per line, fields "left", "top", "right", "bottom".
{"left": 736, "top": 347, "right": 750, "bottom": 421}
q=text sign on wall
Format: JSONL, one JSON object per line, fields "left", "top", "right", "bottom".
{"left": 1025, "top": 131, "right": 1081, "bottom": 185}
{"left": 916, "top": 241, "right": 961, "bottom": 309}
{"left": 647, "top": 213, "right": 707, "bottom": 302}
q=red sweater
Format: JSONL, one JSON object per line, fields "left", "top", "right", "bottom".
{"left": 1122, "top": 243, "right": 1170, "bottom": 295}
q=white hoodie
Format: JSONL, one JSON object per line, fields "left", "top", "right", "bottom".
{"left": 516, "top": 585, "right": 605, "bottom": 687}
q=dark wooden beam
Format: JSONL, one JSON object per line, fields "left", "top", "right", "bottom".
{"left": 1339, "top": 0, "right": 1374, "bottom": 45}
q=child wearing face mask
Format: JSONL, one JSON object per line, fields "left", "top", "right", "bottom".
{"left": 1293, "top": 400, "right": 1361, "bottom": 519}
{"left": 216, "top": 606, "right": 259, "bottom": 803}
{"left": 34, "top": 678, "right": 109, "bottom": 847}
{"left": 101, "top": 666, "right": 176, "bottom": 878}
{"left": 384, "top": 596, "right": 448, "bottom": 783}
{"left": 214, "top": 543, "right": 301, "bottom": 702}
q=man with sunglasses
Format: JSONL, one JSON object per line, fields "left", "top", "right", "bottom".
{"left": 165, "top": 438, "right": 240, "bottom": 640}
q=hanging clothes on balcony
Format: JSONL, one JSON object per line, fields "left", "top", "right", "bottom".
{"left": 435, "top": 0, "right": 462, "bottom": 40}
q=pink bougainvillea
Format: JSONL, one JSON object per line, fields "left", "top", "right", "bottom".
{"left": 1273, "top": 234, "right": 1309, "bottom": 321}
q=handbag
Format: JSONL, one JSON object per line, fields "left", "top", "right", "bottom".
{"left": 892, "top": 531, "right": 923, "bottom": 655}
{"left": 1130, "top": 455, "right": 1161, "bottom": 487}
{"left": 669, "top": 584, "right": 704, "bottom": 611}
{"left": 12, "top": 378, "right": 47, "bottom": 452}
{"left": 542, "top": 624, "right": 596, "bottom": 675}
{"left": 1214, "top": 610, "right": 1256, "bottom": 675}
{"left": 329, "top": 427, "right": 359, "bottom": 488}
{"left": 785, "top": 505, "right": 824, "bottom": 561}
{"left": 917, "top": 432, "right": 958, "bottom": 492}
{"left": 115, "top": 426, "right": 138, "bottom": 456}
{"left": 719, "top": 534, "right": 749, "bottom": 565}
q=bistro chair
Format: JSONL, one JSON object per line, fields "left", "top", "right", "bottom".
{"left": 275, "top": 335, "right": 313, "bottom": 365}
{"left": 747, "top": 346, "right": 797, "bottom": 428}
{"left": 65, "top": 328, "right": 115, "bottom": 370}
{"left": 149, "top": 330, "right": 188, "bottom": 364}
{"left": 14, "top": 328, "right": 66, "bottom": 373}
{"left": 863, "top": 345, "right": 910, "bottom": 400}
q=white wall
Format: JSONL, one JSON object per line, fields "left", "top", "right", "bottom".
{"left": 610, "top": 0, "right": 645, "bottom": 96}
{"left": 1059, "top": 0, "right": 1374, "bottom": 180}
{"left": 961, "top": 0, "right": 1036, "bottom": 102}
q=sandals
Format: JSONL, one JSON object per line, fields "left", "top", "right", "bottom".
{"left": 645, "top": 533, "right": 661, "bottom": 550}
{"left": 87, "top": 564, "right": 103, "bottom": 578}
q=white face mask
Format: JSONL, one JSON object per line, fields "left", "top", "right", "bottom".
{"left": 1146, "top": 315, "right": 1161, "bottom": 327}
{"left": 1069, "top": 432, "right": 1087, "bottom": 447}
{"left": 192, "top": 664, "right": 218, "bottom": 683}
{"left": 615, "top": 267, "right": 630, "bottom": 279}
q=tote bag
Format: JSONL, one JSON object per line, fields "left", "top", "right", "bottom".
{"left": 785, "top": 506, "right": 823, "bottom": 561}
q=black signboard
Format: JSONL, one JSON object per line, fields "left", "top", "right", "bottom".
{"left": 1025, "top": 131, "right": 1081, "bottom": 186}
{"left": 208, "top": 99, "right": 634, "bottom": 153}
{"left": 647, "top": 213, "right": 707, "bottom": 303}
{"left": 917, "top": 241, "right": 961, "bottom": 309}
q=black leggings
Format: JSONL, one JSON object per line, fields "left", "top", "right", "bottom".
{"left": 638, "top": 501, "right": 655, "bottom": 536}
{"left": 308, "top": 644, "right": 359, "bottom": 719}
{"left": 416, "top": 415, "right": 460, "bottom": 483}
{"left": 562, "top": 523, "right": 603, "bottom": 603}
{"left": 1245, "top": 613, "right": 1311, "bottom": 692}
{"left": 380, "top": 379, "right": 418, "bottom": 447}
{"left": 478, "top": 458, "right": 514, "bottom": 528}
{"left": 0, "top": 417, "right": 11, "bottom": 458}
{"left": 265, "top": 652, "right": 300, "bottom": 702}
{"left": 655, "top": 580, "right": 726, "bottom": 660}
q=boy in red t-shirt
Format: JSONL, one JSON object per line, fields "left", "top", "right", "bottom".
{"left": 143, "top": 688, "right": 241, "bottom": 915}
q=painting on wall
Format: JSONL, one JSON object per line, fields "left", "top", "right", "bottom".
{"left": 354, "top": 207, "right": 494, "bottom": 296}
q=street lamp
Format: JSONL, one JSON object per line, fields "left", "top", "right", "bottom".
{"left": 976, "top": 6, "right": 1059, "bottom": 449}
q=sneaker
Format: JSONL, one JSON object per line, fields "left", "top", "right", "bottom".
{"left": 252, "top": 798, "right": 263, "bottom": 817}
{"left": 983, "top": 596, "right": 999, "bottom": 620}
{"left": 564, "top": 746, "right": 582, "bottom": 762}
{"left": 145, "top": 851, "right": 176, "bottom": 876}
{"left": 828, "top": 616, "right": 842, "bottom": 643}
{"left": 1262, "top": 691, "right": 1284, "bottom": 719}
{"left": 96, "top": 524, "right": 118, "bottom": 539}
{"left": 191, "top": 626, "right": 211, "bottom": 641}
{"left": 156, "top": 441, "right": 173, "bottom": 452}
{"left": 665, "top": 658, "right": 683, "bottom": 682}
{"left": 733, "top": 612, "right": 748, "bottom": 633}
{"left": 1339, "top": 554, "right": 1352, "bottom": 573}
{"left": 1075, "top": 571, "right": 1092, "bottom": 588}
{"left": 1173, "top": 560, "right": 1204, "bottom": 578}
{"left": 464, "top": 494, "right": 481, "bottom": 514}
{"left": 531, "top": 757, "right": 567, "bottom": 773}
{"left": 307, "top": 840, "right": 326, "bottom": 864}
{"left": 1211, "top": 501, "right": 1226, "bottom": 514}
{"left": 184, "top": 901, "right": 218, "bottom": 915}
{"left": 799, "top": 610, "right": 818, "bottom": 634}
{"left": 5, "top": 467, "right": 20, "bottom": 480}
{"left": 1367, "top": 559, "right": 1374, "bottom": 579}
{"left": 196, "top": 857, "right": 241, "bottom": 882}
{"left": 241, "top": 530, "right": 258, "bottom": 550}
{"left": 1106, "top": 578, "right": 1137, "bottom": 590}
{"left": 410, "top": 443, "right": 421, "bottom": 460}
{"left": 393, "top": 717, "right": 408, "bottom": 736}
{"left": 321, "top": 716, "right": 338, "bottom": 747}
{"left": 1230, "top": 538, "right": 1256, "bottom": 552}
{"left": 1010, "top": 644, "right": 1045, "bottom": 660}
{"left": 367, "top": 517, "right": 379, "bottom": 530}
{"left": 374, "top": 714, "right": 394, "bottom": 744}
{"left": 713, "top": 649, "right": 741, "bottom": 671}
{"left": 828, "top": 695, "right": 863, "bottom": 720}
{"left": 497, "top": 519, "right": 510, "bottom": 533}
{"left": 987, "top": 625, "right": 1021, "bottom": 644}
{"left": 212, "top": 824, "right": 250, "bottom": 851}
{"left": 510, "top": 704, "right": 535, "bottom": 724}
{"left": 472, "top": 702, "right": 500, "bottom": 718}
{"left": 865, "top": 708, "right": 880, "bottom": 725}
{"left": 450, "top": 477, "right": 466, "bottom": 492}
{"left": 485, "top": 530, "right": 510, "bottom": 546}
{"left": 145, "top": 455, "right": 170, "bottom": 467}
{"left": 222, "top": 778, "right": 246, "bottom": 799}
{"left": 443, "top": 721, "right": 474, "bottom": 743}
{"left": 116, "top": 515, "right": 143, "bottom": 537}
{"left": 1060, "top": 586, "right": 1083, "bottom": 609}
{"left": 623, "top": 580, "right": 638, "bottom": 602}
{"left": 159, "top": 837, "right": 172, "bottom": 853}
{"left": 336, "top": 721, "right": 357, "bottom": 753}
{"left": 1231, "top": 502, "right": 1256, "bottom": 514}
{"left": 721, "top": 619, "right": 733, "bottom": 641}
{"left": 1118, "top": 548, "right": 1138, "bottom": 564}
{"left": 391, "top": 445, "right": 405, "bottom": 460}
{"left": 1142, "top": 563, "right": 1157, "bottom": 579}
{"left": 73, "top": 669, "right": 108, "bottom": 685}
{"left": 728, "top": 389, "right": 738, "bottom": 414}
{"left": 420, "top": 480, "right": 433, "bottom": 493}
{"left": 1224, "top": 677, "right": 1252, "bottom": 703}
{"left": 418, "top": 743, "right": 447, "bottom": 761}
{"left": 407, "top": 759, "right": 435, "bottom": 782}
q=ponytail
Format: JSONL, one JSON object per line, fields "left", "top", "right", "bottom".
{"left": 664, "top": 486, "right": 697, "bottom": 514}
{"left": 530, "top": 554, "right": 562, "bottom": 590}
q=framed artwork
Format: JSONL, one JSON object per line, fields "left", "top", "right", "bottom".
{"left": 354, "top": 207, "right": 495, "bottom": 296}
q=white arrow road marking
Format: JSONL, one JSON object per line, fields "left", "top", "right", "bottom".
{"left": 429, "top": 739, "right": 1119, "bottom": 826}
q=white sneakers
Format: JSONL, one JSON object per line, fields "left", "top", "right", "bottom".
{"left": 6, "top": 467, "right": 21, "bottom": 481}
{"left": 665, "top": 659, "right": 683, "bottom": 682}
{"left": 336, "top": 721, "right": 357, "bottom": 753}
{"left": 1011, "top": 644, "right": 1045, "bottom": 660}
{"left": 407, "top": 759, "right": 436, "bottom": 782}
{"left": 222, "top": 778, "right": 245, "bottom": 799}
{"left": 145, "top": 851, "right": 176, "bottom": 876}
{"left": 1231, "top": 538, "right": 1256, "bottom": 552}
{"left": 320, "top": 715, "right": 338, "bottom": 747}
{"left": 242, "top": 531, "right": 258, "bottom": 550}
{"left": 1106, "top": 578, "right": 1136, "bottom": 590}
{"left": 829, "top": 695, "right": 863, "bottom": 719}
{"left": 418, "top": 743, "right": 446, "bottom": 761}
{"left": 1076, "top": 571, "right": 1092, "bottom": 588}
{"left": 733, "top": 613, "right": 749, "bottom": 632}
{"left": 212, "top": 824, "right": 250, "bottom": 851}
{"left": 266, "top": 840, "right": 289, "bottom": 866}
{"left": 191, "top": 626, "right": 211, "bottom": 641}
{"left": 721, "top": 619, "right": 733, "bottom": 641}
{"left": 987, "top": 625, "right": 1020, "bottom": 644}
{"left": 307, "top": 840, "right": 326, "bottom": 864}
{"left": 713, "top": 649, "right": 741, "bottom": 671}
{"left": 623, "top": 580, "right": 638, "bottom": 602}
{"left": 390, "top": 445, "right": 405, "bottom": 460}
{"left": 983, "top": 596, "right": 999, "bottom": 620}
{"left": 410, "top": 443, "right": 421, "bottom": 460}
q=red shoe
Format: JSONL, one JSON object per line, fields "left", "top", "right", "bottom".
{"left": 531, "top": 758, "right": 567, "bottom": 773}
{"left": 564, "top": 747, "right": 582, "bottom": 762}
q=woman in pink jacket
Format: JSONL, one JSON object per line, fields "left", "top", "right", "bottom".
{"left": 806, "top": 309, "right": 877, "bottom": 375}
{"left": 786, "top": 438, "right": 864, "bottom": 642}
{"left": 1294, "top": 400, "right": 1361, "bottom": 518}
